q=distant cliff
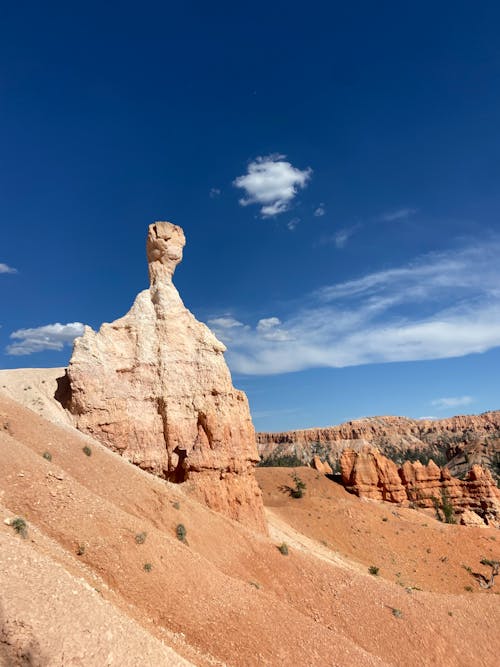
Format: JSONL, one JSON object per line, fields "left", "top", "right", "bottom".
{"left": 257, "top": 412, "right": 500, "bottom": 484}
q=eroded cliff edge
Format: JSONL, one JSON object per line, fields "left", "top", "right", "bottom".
{"left": 64, "top": 222, "right": 266, "bottom": 533}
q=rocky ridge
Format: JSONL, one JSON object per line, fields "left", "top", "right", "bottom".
{"left": 257, "top": 412, "right": 500, "bottom": 483}
{"left": 63, "top": 222, "right": 266, "bottom": 533}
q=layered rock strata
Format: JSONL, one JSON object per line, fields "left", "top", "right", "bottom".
{"left": 340, "top": 447, "right": 500, "bottom": 527}
{"left": 257, "top": 412, "right": 500, "bottom": 483}
{"left": 65, "top": 222, "right": 266, "bottom": 533}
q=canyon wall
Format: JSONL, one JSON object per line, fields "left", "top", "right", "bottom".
{"left": 257, "top": 413, "right": 500, "bottom": 483}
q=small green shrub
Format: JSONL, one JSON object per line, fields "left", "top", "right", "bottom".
{"left": 173, "top": 501, "right": 180, "bottom": 510}
{"left": 464, "top": 585, "right": 473, "bottom": 592}
{"left": 368, "top": 565, "right": 379, "bottom": 576}
{"left": 290, "top": 472, "right": 306, "bottom": 499}
{"left": 82, "top": 445, "right": 92, "bottom": 457}
{"left": 42, "top": 451, "right": 52, "bottom": 461}
{"left": 76, "top": 544, "right": 86, "bottom": 556}
{"left": 143, "top": 562, "right": 152, "bottom": 572}
{"left": 278, "top": 542, "right": 289, "bottom": 556}
{"left": 391, "top": 608, "right": 403, "bottom": 619}
{"left": 135, "top": 532, "right": 147, "bottom": 545}
{"left": 11, "top": 517, "right": 27, "bottom": 538}
{"left": 176, "top": 524, "right": 187, "bottom": 542}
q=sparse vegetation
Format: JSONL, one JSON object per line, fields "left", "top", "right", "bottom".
{"left": 76, "top": 544, "right": 86, "bottom": 556}
{"left": 82, "top": 445, "right": 92, "bottom": 457}
{"left": 278, "top": 542, "right": 289, "bottom": 556}
{"left": 475, "top": 558, "right": 500, "bottom": 589}
{"left": 135, "top": 532, "right": 147, "bottom": 545}
{"left": 173, "top": 501, "right": 180, "bottom": 510}
{"left": 432, "top": 489, "right": 456, "bottom": 524}
{"left": 143, "top": 562, "right": 152, "bottom": 572}
{"left": 259, "top": 453, "right": 304, "bottom": 467}
{"left": 368, "top": 565, "right": 379, "bottom": 576}
{"left": 391, "top": 607, "right": 403, "bottom": 619}
{"left": 290, "top": 472, "right": 306, "bottom": 498}
{"left": 464, "top": 585, "right": 473, "bottom": 592}
{"left": 42, "top": 451, "right": 52, "bottom": 461}
{"left": 176, "top": 523, "right": 187, "bottom": 542}
{"left": 10, "top": 517, "right": 27, "bottom": 538}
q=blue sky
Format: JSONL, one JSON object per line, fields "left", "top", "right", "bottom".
{"left": 1, "top": 1, "right": 500, "bottom": 431}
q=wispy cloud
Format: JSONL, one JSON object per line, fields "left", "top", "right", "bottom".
{"left": 378, "top": 208, "right": 417, "bottom": 222}
{"left": 233, "top": 154, "right": 312, "bottom": 217}
{"left": 0, "top": 263, "right": 17, "bottom": 274}
{"left": 287, "top": 217, "right": 300, "bottom": 231}
{"left": 431, "top": 396, "right": 475, "bottom": 410}
{"left": 208, "top": 238, "right": 500, "bottom": 375}
{"left": 209, "top": 187, "right": 221, "bottom": 198}
{"left": 322, "top": 207, "right": 416, "bottom": 249}
{"left": 6, "top": 322, "right": 85, "bottom": 355}
{"left": 314, "top": 203, "right": 326, "bottom": 217}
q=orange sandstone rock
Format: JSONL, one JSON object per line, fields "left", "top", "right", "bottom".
{"left": 340, "top": 447, "right": 500, "bottom": 526}
{"left": 340, "top": 447, "right": 407, "bottom": 503}
{"left": 311, "top": 455, "right": 333, "bottom": 475}
{"left": 65, "top": 222, "right": 266, "bottom": 533}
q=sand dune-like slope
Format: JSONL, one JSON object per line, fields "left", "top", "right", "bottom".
{"left": 0, "top": 373, "right": 499, "bottom": 666}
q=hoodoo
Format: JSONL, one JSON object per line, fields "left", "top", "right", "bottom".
{"left": 65, "top": 222, "right": 266, "bottom": 532}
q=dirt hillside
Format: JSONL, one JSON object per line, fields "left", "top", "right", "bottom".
{"left": 0, "top": 372, "right": 499, "bottom": 666}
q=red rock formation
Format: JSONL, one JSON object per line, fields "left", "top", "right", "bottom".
{"left": 340, "top": 447, "right": 407, "bottom": 503}
{"left": 66, "top": 222, "right": 266, "bottom": 533}
{"left": 340, "top": 448, "right": 500, "bottom": 527}
{"left": 311, "top": 455, "right": 333, "bottom": 475}
{"left": 257, "top": 412, "right": 500, "bottom": 483}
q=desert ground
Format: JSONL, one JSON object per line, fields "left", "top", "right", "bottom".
{"left": 0, "top": 369, "right": 499, "bottom": 666}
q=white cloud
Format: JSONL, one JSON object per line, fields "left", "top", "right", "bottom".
{"left": 6, "top": 322, "right": 85, "bottom": 356}
{"left": 379, "top": 208, "right": 417, "bottom": 222}
{"left": 314, "top": 204, "right": 326, "bottom": 217}
{"left": 0, "top": 263, "right": 17, "bottom": 274}
{"left": 233, "top": 154, "right": 312, "bottom": 218}
{"left": 210, "top": 238, "right": 500, "bottom": 375}
{"left": 431, "top": 396, "right": 475, "bottom": 410}
{"left": 287, "top": 217, "right": 300, "bottom": 231}
{"left": 320, "top": 225, "right": 361, "bottom": 249}
{"left": 207, "top": 316, "right": 244, "bottom": 329}
{"left": 209, "top": 187, "right": 221, "bottom": 198}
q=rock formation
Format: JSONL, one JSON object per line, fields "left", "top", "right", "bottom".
{"left": 311, "top": 455, "right": 333, "bottom": 475}
{"left": 340, "top": 447, "right": 500, "bottom": 527}
{"left": 340, "top": 448, "right": 407, "bottom": 503}
{"left": 65, "top": 222, "right": 266, "bottom": 533}
{"left": 257, "top": 412, "right": 500, "bottom": 484}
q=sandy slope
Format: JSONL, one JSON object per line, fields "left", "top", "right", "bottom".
{"left": 0, "top": 370, "right": 499, "bottom": 666}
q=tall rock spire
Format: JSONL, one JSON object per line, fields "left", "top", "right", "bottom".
{"left": 66, "top": 221, "right": 266, "bottom": 533}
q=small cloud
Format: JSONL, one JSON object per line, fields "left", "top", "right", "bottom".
{"left": 209, "top": 187, "right": 221, "bottom": 198}
{"left": 287, "top": 217, "right": 300, "bottom": 231}
{"left": 379, "top": 208, "right": 417, "bottom": 222}
{"left": 233, "top": 154, "right": 312, "bottom": 218}
{"left": 207, "top": 316, "right": 245, "bottom": 329}
{"left": 6, "top": 322, "right": 85, "bottom": 356}
{"left": 0, "top": 263, "right": 17, "bottom": 274}
{"left": 322, "top": 225, "right": 362, "bottom": 249}
{"left": 430, "top": 396, "right": 474, "bottom": 410}
{"left": 256, "top": 317, "right": 293, "bottom": 342}
{"left": 314, "top": 203, "right": 326, "bottom": 217}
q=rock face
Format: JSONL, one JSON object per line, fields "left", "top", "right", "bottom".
{"left": 340, "top": 447, "right": 500, "bottom": 527}
{"left": 311, "top": 456, "right": 333, "bottom": 475}
{"left": 340, "top": 448, "right": 407, "bottom": 503}
{"left": 257, "top": 412, "right": 500, "bottom": 485}
{"left": 66, "top": 222, "right": 266, "bottom": 533}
